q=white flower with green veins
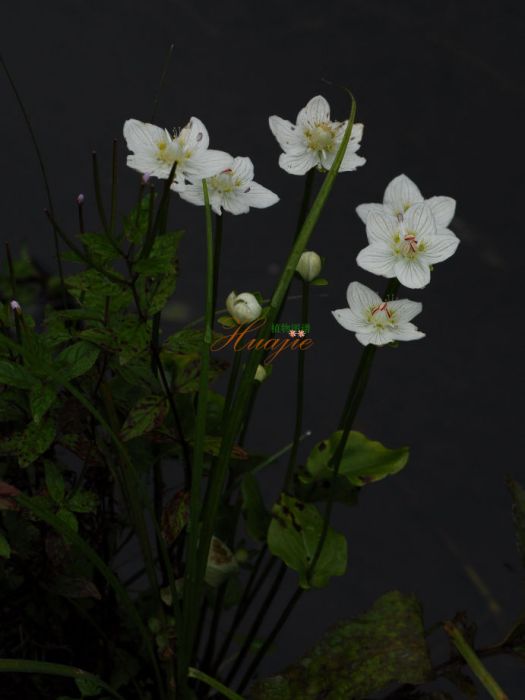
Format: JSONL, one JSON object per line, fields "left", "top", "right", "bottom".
{"left": 332, "top": 281, "right": 425, "bottom": 346}
{"left": 177, "top": 156, "right": 279, "bottom": 215}
{"left": 356, "top": 202, "right": 459, "bottom": 289}
{"left": 123, "top": 117, "right": 232, "bottom": 189}
{"left": 269, "top": 95, "right": 365, "bottom": 175}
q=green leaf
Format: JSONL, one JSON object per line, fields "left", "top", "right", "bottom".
{"left": 1, "top": 418, "right": 56, "bottom": 468}
{"left": 0, "top": 532, "right": 11, "bottom": 558}
{"left": 241, "top": 473, "right": 270, "bottom": 542}
{"left": 161, "top": 490, "right": 190, "bottom": 546}
{"left": 68, "top": 490, "right": 98, "bottom": 514}
{"left": 267, "top": 493, "right": 347, "bottom": 589}
{"left": 45, "top": 462, "right": 65, "bottom": 504}
{"left": 123, "top": 193, "right": 154, "bottom": 244}
{"left": 0, "top": 360, "right": 34, "bottom": 389}
{"left": 58, "top": 341, "right": 100, "bottom": 381}
{"left": 56, "top": 508, "right": 79, "bottom": 533}
{"left": 299, "top": 430, "right": 409, "bottom": 502}
{"left": 134, "top": 230, "right": 184, "bottom": 275}
{"left": 120, "top": 395, "right": 169, "bottom": 442}
{"left": 30, "top": 382, "right": 58, "bottom": 423}
{"left": 250, "top": 591, "right": 432, "bottom": 699}
{"left": 80, "top": 232, "right": 118, "bottom": 265}
{"left": 310, "top": 277, "right": 328, "bottom": 286}
{"left": 76, "top": 676, "right": 102, "bottom": 696}
{"left": 506, "top": 476, "right": 525, "bottom": 570}
{"left": 117, "top": 319, "right": 151, "bottom": 365}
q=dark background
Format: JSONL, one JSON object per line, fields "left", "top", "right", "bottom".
{"left": 2, "top": 0, "right": 525, "bottom": 696}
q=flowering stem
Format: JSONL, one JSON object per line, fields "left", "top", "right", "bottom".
{"left": 236, "top": 582, "right": 304, "bottom": 694}
{"left": 212, "top": 213, "right": 223, "bottom": 320}
{"left": 444, "top": 622, "right": 509, "bottom": 700}
{"left": 110, "top": 139, "right": 118, "bottom": 236}
{"left": 0, "top": 54, "right": 67, "bottom": 307}
{"left": 188, "top": 667, "right": 244, "bottom": 700}
{"left": 182, "top": 90, "right": 357, "bottom": 691}
{"left": 284, "top": 279, "right": 310, "bottom": 491}
{"left": 294, "top": 169, "right": 316, "bottom": 240}
{"left": 180, "top": 179, "right": 215, "bottom": 686}
{"left": 91, "top": 151, "right": 110, "bottom": 234}
{"left": 225, "top": 562, "right": 287, "bottom": 686}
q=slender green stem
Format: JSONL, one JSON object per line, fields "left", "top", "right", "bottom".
{"left": 294, "top": 169, "right": 316, "bottom": 241}
{"left": 91, "top": 151, "right": 110, "bottom": 233}
{"left": 0, "top": 659, "right": 125, "bottom": 700}
{"left": 211, "top": 546, "right": 275, "bottom": 675}
{"left": 225, "top": 562, "right": 287, "bottom": 685}
{"left": 110, "top": 139, "right": 118, "bottom": 236}
{"left": 223, "top": 351, "right": 243, "bottom": 422}
{"left": 202, "top": 583, "right": 227, "bottom": 674}
{"left": 150, "top": 44, "right": 175, "bottom": 122}
{"left": 238, "top": 382, "right": 259, "bottom": 447}
{"left": 236, "top": 587, "right": 304, "bottom": 694}
{"left": 212, "top": 213, "right": 223, "bottom": 321}
{"left": 0, "top": 53, "right": 66, "bottom": 305}
{"left": 188, "top": 667, "right": 245, "bottom": 700}
{"left": 180, "top": 179, "right": 215, "bottom": 689}
{"left": 284, "top": 280, "right": 309, "bottom": 491}
{"left": 78, "top": 195, "right": 85, "bottom": 233}
{"left": 444, "top": 622, "right": 509, "bottom": 700}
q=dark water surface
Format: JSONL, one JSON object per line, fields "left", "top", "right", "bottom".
{"left": 2, "top": 0, "right": 525, "bottom": 695}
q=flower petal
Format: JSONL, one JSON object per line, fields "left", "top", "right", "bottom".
{"left": 390, "top": 323, "right": 425, "bottom": 342}
{"left": 297, "top": 95, "right": 331, "bottom": 128}
{"left": 231, "top": 156, "right": 254, "bottom": 184}
{"left": 427, "top": 196, "right": 456, "bottom": 229}
{"left": 383, "top": 174, "right": 423, "bottom": 215}
{"left": 182, "top": 117, "right": 210, "bottom": 151}
{"left": 127, "top": 154, "right": 172, "bottom": 179}
{"left": 268, "top": 116, "right": 304, "bottom": 153}
{"left": 404, "top": 202, "right": 437, "bottom": 239}
{"left": 222, "top": 195, "right": 250, "bottom": 215}
{"left": 366, "top": 211, "right": 398, "bottom": 244}
{"left": 388, "top": 299, "right": 422, "bottom": 323}
{"left": 360, "top": 327, "right": 395, "bottom": 346}
{"left": 338, "top": 150, "right": 366, "bottom": 173}
{"left": 332, "top": 308, "right": 364, "bottom": 332}
{"left": 420, "top": 230, "right": 460, "bottom": 264}
{"left": 177, "top": 183, "right": 205, "bottom": 207}
{"left": 123, "top": 119, "right": 168, "bottom": 153}
{"left": 184, "top": 150, "right": 233, "bottom": 180}
{"left": 394, "top": 257, "right": 431, "bottom": 289}
{"left": 242, "top": 182, "right": 279, "bottom": 209}
{"left": 356, "top": 202, "right": 383, "bottom": 224}
{"left": 347, "top": 281, "right": 381, "bottom": 312}
{"left": 279, "top": 150, "right": 317, "bottom": 175}
{"left": 356, "top": 243, "right": 396, "bottom": 277}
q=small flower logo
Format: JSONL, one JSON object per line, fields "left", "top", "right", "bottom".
{"left": 297, "top": 329, "right": 306, "bottom": 338}
{"left": 289, "top": 329, "right": 297, "bottom": 338}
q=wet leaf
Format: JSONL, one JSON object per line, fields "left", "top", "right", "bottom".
{"left": 267, "top": 493, "right": 347, "bottom": 589}
{"left": 249, "top": 591, "right": 432, "bottom": 699}
{"left": 120, "top": 395, "right": 169, "bottom": 442}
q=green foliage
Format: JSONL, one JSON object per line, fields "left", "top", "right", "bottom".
{"left": 507, "top": 476, "right": 525, "bottom": 570}
{"left": 249, "top": 591, "right": 432, "bottom": 699}
{"left": 267, "top": 493, "right": 347, "bottom": 588}
{"left": 0, "top": 531, "right": 11, "bottom": 558}
{"left": 1, "top": 417, "right": 56, "bottom": 467}
{"left": 297, "top": 430, "right": 409, "bottom": 503}
{"left": 120, "top": 395, "right": 169, "bottom": 442}
{"left": 241, "top": 473, "right": 270, "bottom": 542}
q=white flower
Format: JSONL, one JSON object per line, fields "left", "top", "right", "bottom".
{"left": 296, "top": 250, "right": 322, "bottom": 282}
{"left": 332, "top": 282, "right": 425, "bottom": 346}
{"left": 177, "top": 156, "right": 279, "bottom": 215}
{"left": 268, "top": 95, "right": 365, "bottom": 175}
{"left": 123, "top": 117, "right": 232, "bottom": 189}
{"left": 356, "top": 173, "right": 457, "bottom": 236}
{"left": 356, "top": 203, "right": 459, "bottom": 289}
{"left": 205, "top": 536, "right": 238, "bottom": 588}
{"left": 226, "top": 292, "right": 262, "bottom": 324}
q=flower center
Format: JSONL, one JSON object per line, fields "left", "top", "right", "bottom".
{"left": 305, "top": 123, "right": 336, "bottom": 152}
{"left": 209, "top": 168, "right": 240, "bottom": 194}
{"left": 393, "top": 224, "right": 426, "bottom": 259}
{"left": 368, "top": 302, "right": 395, "bottom": 328}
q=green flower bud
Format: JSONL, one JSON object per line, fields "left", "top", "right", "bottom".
{"left": 205, "top": 536, "right": 239, "bottom": 588}
{"left": 296, "top": 251, "right": 322, "bottom": 282}
{"left": 226, "top": 291, "right": 262, "bottom": 324}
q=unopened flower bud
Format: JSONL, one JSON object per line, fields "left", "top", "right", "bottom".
{"left": 205, "top": 536, "right": 239, "bottom": 588}
{"left": 142, "top": 172, "right": 151, "bottom": 184}
{"left": 226, "top": 291, "right": 262, "bottom": 324}
{"left": 295, "top": 250, "right": 323, "bottom": 282}
{"left": 296, "top": 251, "right": 322, "bottom": 282}
{"left": 254, "top": 364, "right": 267, "bottom": 382}
{"left": 77, "top": 194, "right": 85, "bottom": 205}
{"left": 9, "top": 300, "right": 21, "bottom": 314}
